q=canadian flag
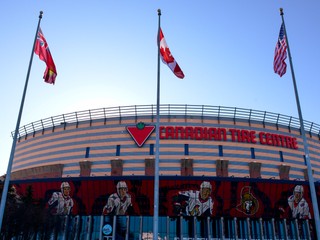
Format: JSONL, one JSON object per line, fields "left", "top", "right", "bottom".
{"left": 159, "top": 28, "right": 184, "bottom": 79}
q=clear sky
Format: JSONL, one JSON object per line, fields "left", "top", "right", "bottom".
{"left": 0, "top": 1, "right": 319, "bottom": 176}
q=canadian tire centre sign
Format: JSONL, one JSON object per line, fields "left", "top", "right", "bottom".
{"left": 126, "top": 123, "right": 298, "bottom": 150}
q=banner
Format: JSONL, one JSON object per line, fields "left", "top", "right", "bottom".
{"left": 11, "top": 177, "right": 319, "bottom": 219}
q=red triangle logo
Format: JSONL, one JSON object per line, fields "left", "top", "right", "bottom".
{"left": 126, "top": 122, "right": 155, "bottom": 147}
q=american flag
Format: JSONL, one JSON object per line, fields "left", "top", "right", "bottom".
{"left": 273, "top": 23, "right": 287, "bottom": 77}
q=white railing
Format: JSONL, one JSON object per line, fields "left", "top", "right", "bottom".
{"left": 13, "top": 104, "right": 320, "bottom": 138}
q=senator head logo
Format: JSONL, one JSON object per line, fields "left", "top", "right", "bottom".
{"left": 236, "top": 186, "right": 259, "bottom": 215}
{"left": 126, "top": 122, "right": 155, "bottom": 147}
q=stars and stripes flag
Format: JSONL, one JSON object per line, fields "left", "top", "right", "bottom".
{"left": 34, "top": 27, "right": 57, "bottom": 84}
{"left": 273, "top": 23, "right": 287, "bottom": 77}
{"left": 159, "top": 28, "right": 184, "bottom": 79}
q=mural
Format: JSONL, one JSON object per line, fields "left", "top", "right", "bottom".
{"left": 11, "top": 177, "right": 318, "bottom": 220}
{"left": 172, "top": 181, "right": 214, "bottom": 216}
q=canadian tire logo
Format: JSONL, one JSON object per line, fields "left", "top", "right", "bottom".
{"left": 126, "top": 122, "right": 155, "bottom": 147}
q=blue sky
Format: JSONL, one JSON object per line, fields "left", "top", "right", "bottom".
{"left": 0, "top": 1, "right": 319, "bottom": 175}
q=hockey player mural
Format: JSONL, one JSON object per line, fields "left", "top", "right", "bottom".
{"left": 47, "top": 182, "right": 74, "bottom": 239}
{"left": 172, "top": 181, "right": 214, "bottom": 216}
{"left": 102, "top": 181, "right": 135, "bottom": 239}
{"left": 287, "top": 185, "right": 311, "bottom": 219}
{"left": 7, "top": 178, "right": 318, "bottom": 219}
{"left": 102, "top": 181, "right": 134, "bottom": 216}
{"left": 48, "top": 182, "right": 74, "bottom": 216}
{"left": 3, "top": 178, "right": 318, "bottom": 239}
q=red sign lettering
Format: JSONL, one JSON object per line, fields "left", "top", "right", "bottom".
{"left": 157, "top": 126, "right": 298, "bottom": 150}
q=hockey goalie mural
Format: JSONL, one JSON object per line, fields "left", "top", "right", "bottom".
{"left": 10, "top": 177, "right": 319, "bottom": 219}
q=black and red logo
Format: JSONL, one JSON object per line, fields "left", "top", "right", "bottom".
{"left": 126, "top": 122, "right": 155, "bottom": 147}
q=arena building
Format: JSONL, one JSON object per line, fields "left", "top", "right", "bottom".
{"left": 5, "top": 104, "right": 320, "bottom": 239}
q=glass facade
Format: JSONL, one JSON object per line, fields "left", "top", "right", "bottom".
{"left": 36, "top": 215, "right": 314, "bottom": 239}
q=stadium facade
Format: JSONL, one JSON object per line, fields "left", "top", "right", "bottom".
{"left": 5, "top": 104, "right": 320, "bottom": 239}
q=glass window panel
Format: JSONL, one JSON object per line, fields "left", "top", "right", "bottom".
{"left": 195, "top": 217, "right": 208, "bottom": 238}
{"left": 168, "top": 217, "right": 179, "bottom": 239}
{"left": 184, "top": 144, "right": 189, "bottom": 155}
{"left": 142, "top": 216, "right": 153, "bottom": 239}
{"left": 78, "top": 216, "right": 91, "bottom": 240}
{"left": 116, "top": 145, "right": 121, "bottom": 156}
{"left": 129, "top": 216, "right": 141, "bottom": 240}
{"left": 219, "top": 145, "right": 223, "bottom": 157}
{"left": 91, "top": 216, "right": 103, "bottom": 240}
{"left": 210, "top": 217, "right": 222, "bottom": 238}
{"left": 149, "top": 144, "right": 154, "bottom": 155}
{"left": 158, "top": 216, "right": 168, "bottom": 239}
{"left": 181, "top": 216, "right": 194, "bottom": 238}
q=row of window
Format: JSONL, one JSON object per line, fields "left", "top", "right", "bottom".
{"left": 85, "top": 145, "right": 289, "bottom": 161}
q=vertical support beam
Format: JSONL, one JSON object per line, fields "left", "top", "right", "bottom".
{"left": 283, "top": 219, "right": 288, "bottom": 240}
{"left": 294, "top": 219, "right": 300, "bottom": 240}
{"left": 305, "top": 219, "right": 311, "bottom": 240}
{"left": 279, "top": 8, "right": 320, "bottom": 237}
{"left": 207, "top": 216, "right": 211, "bottom": 239}
{"left": 271, "top": 218, "right": 276, "bottom": 240}
{"left": 180, "top": 216, "right": 183, "bottom": 240}
{"left": 193, "top": 216, "right": 197, "bottom": 239}
{"left": 259, "top": 218, "right": 264, "bottom": 240}
{"left": 112, "top": 216, "right": 117, "bottom": 240}
{"left": 86, "top": 216, "right": 92, "bottom": 240}
{"left": 246, "top": 218, "right": 251, "bottom": 240}
{"left": 61, "top": 215, "right": 68, "bottom": 240}
{"left": 139, "top": 216, "right": 143, "bottom": 240}
{"left": 99, "top": 215, "right": 104, "bottom": 240}
{"left": 221, "top": 217, "right": 225, "bottom": 240}
{"left": 303, "top": 168, "right": 314, "bottom": 181}
{"left": 125, "top": 216, "right": 129, "bottom": 240}
{"left": 74, "top": 216, "right": 80, "bottom": 240}
{"left": 166, "top": 216, "right": 170, "bottom": 240}
{"left": 234, "top": 217, "right": 238, "bottom": 240}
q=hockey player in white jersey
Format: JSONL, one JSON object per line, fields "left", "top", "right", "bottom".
{"left": 48, "top": 182, "right": 74, "bottom": 216}
{"left": 173, "top": 181, "right": 214, "bottom": 216}
{"left": 288, "top": 185, "right": 311, "bottom": 219}
{"left": 102, "top": 181, "right": 134, "bottom": 239}
{"left": 102, "top": 181, "right": 133, "bottom": 215}
{"left": 47, "top": 182, "right": 74, "bottom": 239}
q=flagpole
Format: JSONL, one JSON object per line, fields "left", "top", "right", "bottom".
{"left": 153, "top": 8, "right": 161, "bottom": 240}
{"left": 0, "top": 11, "right": 43, "bottom": 230}
{"left": 280, "top": 8, "right": 320, "bottom": 237}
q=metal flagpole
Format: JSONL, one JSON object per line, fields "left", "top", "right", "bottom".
{"left": 0, "top": 11, "right": 43, "bottom": 230}
{"left": 280, "top": 8, "right": 320, "bottom": 238}
{"left": 153, "top": 8, "right": 161, "bottom": 240}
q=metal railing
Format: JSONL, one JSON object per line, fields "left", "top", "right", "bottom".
{"left": 13, "top": 104, "right": 320, "bottom": 138}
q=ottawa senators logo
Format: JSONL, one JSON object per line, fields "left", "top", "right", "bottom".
{"left": 236, "top": 186, "right": 259, "bottom": 215}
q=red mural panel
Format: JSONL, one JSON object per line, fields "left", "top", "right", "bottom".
{"left": 12, "top": 178, "right": 319, "bottom": 220}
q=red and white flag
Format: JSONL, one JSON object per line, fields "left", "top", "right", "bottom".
{"left": 159, "top": 28, "right": 184, "bottom": 79}
{"left": 34, "top": 27, "right": 57, "bottom": 84}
